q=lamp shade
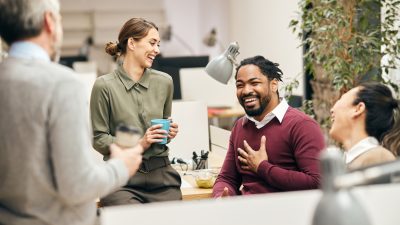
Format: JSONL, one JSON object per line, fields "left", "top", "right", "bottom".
{"left": 205, "top": 42, "right": 239, "bottom": 84}
{"left": 312, "top": 149, "right": 371, "bottom": 225}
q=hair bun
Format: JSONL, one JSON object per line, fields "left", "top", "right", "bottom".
{"left": 105, "top": 41, "right": 120, "bottom": 56}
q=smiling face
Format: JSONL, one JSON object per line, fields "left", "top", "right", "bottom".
{"left": 329, "top": 87, "right": 361, "bottom": 143}
{"left": 235, "top": 64, "right": 278, "bottom": 121}
{"left": 130, "top": 28, "right": 160, "bottom": 69}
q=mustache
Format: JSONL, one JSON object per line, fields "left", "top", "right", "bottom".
{"left": 241, "top": 93, "right": 259, "bottom": 100}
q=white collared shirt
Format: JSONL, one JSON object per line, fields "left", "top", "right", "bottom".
{"left": 246, "top": 98, "right": 289, "bottom": 129}
{"left": 8, "top": 41, "right": 50, "bottom": 62}
{"left": 345, "top": 137, "right": 379, "bottom": 164}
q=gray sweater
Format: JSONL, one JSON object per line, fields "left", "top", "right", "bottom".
{"left": 0, "top": 57, "right": 129, "bottom": 225}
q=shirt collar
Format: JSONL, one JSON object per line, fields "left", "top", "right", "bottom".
{"left": 116, "top": 63, "right": 150, "bottom": 91}
{"left": 345, "top": 136, "right": 379, "bottom": 164}
{"left": 8, "top": 41, "right": 50, "bottom": 62}
{"left": 244, "top": 98, "right": 289, "bottom": 129}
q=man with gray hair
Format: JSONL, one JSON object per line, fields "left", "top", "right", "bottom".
{"left": 0, "top": 0, "right": 144, "bottom": 224}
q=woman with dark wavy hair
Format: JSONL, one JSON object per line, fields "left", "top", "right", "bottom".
{"left": 330, "top": 82, "right": 399, "bottom": 170}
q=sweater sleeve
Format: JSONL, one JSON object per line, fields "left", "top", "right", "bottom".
{"left": 257, "top": 119, "right": 324, "bottom": 191}
{"left": 48, "top": 78, "right": 128, "bottom": 206}
{"left": 212, "top": 126, "right": 242, "bottom": 197}
{"left": 90, "top": 77, "right": 115, "bottom": 156}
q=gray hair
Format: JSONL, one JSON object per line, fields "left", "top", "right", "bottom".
{"left": 0, "top": 0, "right": 60, "bottom": 45}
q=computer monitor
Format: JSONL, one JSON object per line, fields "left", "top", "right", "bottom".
{"left": 152, "top": 55, "right": 209, "bottom": 100}
{"left": 59, "top": 55, "right": 87, "bottom": 68}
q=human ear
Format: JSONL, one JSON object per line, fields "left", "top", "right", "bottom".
{"left": 270, "top": 79, "right": 278, "bottom": 92}
{"left": 127, "top": 37, "right": 136, "bottom": 50}
{"left": 44, "top": 11, "right": 55, "bottom": 35}
{"left": 353, "top": 102, "right": 366, "bottom": 118}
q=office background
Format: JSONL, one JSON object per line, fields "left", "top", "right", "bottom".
{"left": 59, "top": 0, "right": 304, "bottom": 97}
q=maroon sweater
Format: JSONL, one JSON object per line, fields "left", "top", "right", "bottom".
{"left": 213, "top": 107, "right": 325, "bottom": 197}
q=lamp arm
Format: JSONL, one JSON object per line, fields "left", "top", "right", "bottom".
{"left": 227, "top": 55, "right": 239, "bottom": 67}
{"left": 334, "top": 159, "right": 400, "bottom": 189}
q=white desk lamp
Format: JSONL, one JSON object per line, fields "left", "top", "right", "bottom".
{"left": 314, "top": 149, "right": 400, "bottom": 225}
{"left": 313, "top": 149, "right": 371, "bottom": 225}
{"left": 205, "top": 41, "right": 240, "bottom": 84}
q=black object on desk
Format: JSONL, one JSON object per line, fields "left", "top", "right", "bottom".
{"left": 193, "top": 150, "right": 209, "bottom": 170}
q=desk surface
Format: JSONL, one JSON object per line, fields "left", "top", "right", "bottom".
{"left": 178, "top": 148, "right": 226, "bottom": 200}
{"left": 180, "top": 174, "right": 213, "bottom": 200}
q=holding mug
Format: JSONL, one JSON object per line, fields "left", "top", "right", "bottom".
{"left": 150, "top": 119, "right": 170, "bottom": 144}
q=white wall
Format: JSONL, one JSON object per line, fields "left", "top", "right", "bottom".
{"left": 229, "top": 0, "right": 304, "bottom": 96}
{"left": 198, "top": 0, "right": 231, "bottom": 57}
{"left": 161, "top": 0, "right": 201, "bottom": 56}
{"left": 161, "top": 0, "right": 231, "bottom": 58}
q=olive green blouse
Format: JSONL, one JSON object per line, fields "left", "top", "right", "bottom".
{"left": 90, "top": 64, "right": 173, "bottom": 159}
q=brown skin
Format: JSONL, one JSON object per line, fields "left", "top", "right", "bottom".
{"left": 220, "top": 187, "right": 229, "bottom": 197}
{"left": 218, "top": 65, "right": 279, "bottom": 196}
{"left": 235, "top": 65, "right": 278, "bottom": 172}
{"left": 238, "top": 136, "right": 268, "bottom": 173}
{"left": 235, "top": 64, "right": 279, "bottom": 122}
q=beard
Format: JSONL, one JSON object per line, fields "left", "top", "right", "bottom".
{"left": 239, "top": 93, "right": 271, "bottom": 117}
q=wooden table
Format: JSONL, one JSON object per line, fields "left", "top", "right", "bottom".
{"left": 178, "top": 148, "right": 226, "bottom": 200}
{"left": 180, "top": 174, "right": 214, "bottom": 200}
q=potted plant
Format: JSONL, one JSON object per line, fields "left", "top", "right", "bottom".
{"left": 289, "top": 0, "right": 400, "bottom": 137}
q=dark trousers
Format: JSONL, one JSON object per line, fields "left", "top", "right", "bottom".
{"left": 100, "top": 164, "right": 182, "bottom": 206}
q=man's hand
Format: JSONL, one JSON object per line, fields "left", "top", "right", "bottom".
{"left": 238, "top": 136, "right": 268, "bottom": 173}
{"left": 110, "top": 143, "right": 143, "bottom": 177}
{"left": 167, "top": 117, "right": 179, "bottom": 142}
{"left": 216, "top": 187, "right": 230, "bottom": 199}
{"left": 221, "top": 187, "right": 230, "bottom": 197}
{"left": 139, "top": 124, "right": 168, "bottom": 150}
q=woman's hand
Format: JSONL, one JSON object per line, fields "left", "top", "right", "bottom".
{"left": 167, "top": 117, "right": 179, "bottom": 143}
{"left": 139, "top": 124, "right": 167, "bottom": 150}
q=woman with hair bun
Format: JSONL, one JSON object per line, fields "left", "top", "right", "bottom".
{"left": 330, "top": 82, "right": 398, "bottom": 170}
{"left": 90, "top": 18, "right": 181, "bottom": 205}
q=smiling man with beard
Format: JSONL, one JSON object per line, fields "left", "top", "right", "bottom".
{"left": 213, "top": 56, "right": 325, "bottom": 197}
